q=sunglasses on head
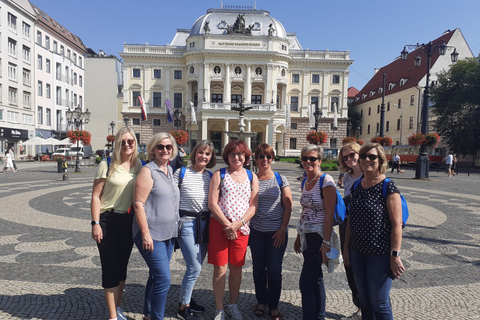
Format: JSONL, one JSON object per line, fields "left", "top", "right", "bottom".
{"left": 258, "top": 155, "right": 272, "bottom": 160}
{"left": 301, "top": 156, "right": 319, "bottom": 162}
{"left": 342, "top": 152, "right": 357, "bottom": 162}
{"left": 156, "top": 144, "right": 173, "bottom": 151}
{"left": 359, "top": 154, "right": 379, "bottom": 160}
{"left": 121, "top": 139, "right": 135, "bottom": 146}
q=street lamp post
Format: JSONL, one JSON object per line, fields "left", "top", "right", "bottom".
{"left": 400, "top": 41, "right": 458, "bottom": 179}
{"left": 380, "top": 73, "right": 386, "bottom": 138}
{"left": 66, "top": 106, "right": 91, "bottom": 172}
{"left": 314, "top": 104, "right": 322, "bottom": 132}
{"left": 109, "top": 121, "right": 116, "bottom": 152}
{"left": 174, "top": 109, "right": 183, "bottom": 130}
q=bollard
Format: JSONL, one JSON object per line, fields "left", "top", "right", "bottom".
{"left": 62, "top": 162, "right": 68, "bottom": 180}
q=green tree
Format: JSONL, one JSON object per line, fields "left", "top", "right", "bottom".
{"left": 431, "top": 56, "right": 480, "bottom": 155}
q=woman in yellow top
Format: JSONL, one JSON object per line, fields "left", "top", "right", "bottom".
{"left": 90, "top": 127, "right": 143, "bottom": 320}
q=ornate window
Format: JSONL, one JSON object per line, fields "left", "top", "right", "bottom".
{"left": 255, "top": 67, "right": 262, "bottom": 75}
{"left": 235, "top": 66, "right": 242, "bottom": 75}
{"left": 214, "top": 66, "right": 221, "bottom": 74}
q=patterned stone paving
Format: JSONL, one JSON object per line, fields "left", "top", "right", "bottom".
{"left": 0, "top": 162, "right": 479, "bottom": 319}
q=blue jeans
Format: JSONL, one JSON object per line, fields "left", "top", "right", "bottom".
{"left": 177, "top": 219, "right": 207, "bottom": 305}
{"left": 299, "top": 233, "right": 325, "bottom": 320}
{"left": 249, "top": 227, "right": 287, "bottom": 310}
{"left": 134, "top": 232, "right": 175, "bottom": 320}
{"left": 350, "top": 248, "right": 393, "bottom": 320}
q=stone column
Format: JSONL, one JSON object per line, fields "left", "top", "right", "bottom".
{"left": 204, "top": 63, "right": 210, "bottom": 103}
{"left": 245, "top": 65, "right": 251, "bottom": 103}
{"left": 202, "top": 118, "right": 208, "bottom": 140}
{"left": 197, "top": 63, "right": 204, "bottom": 109}
{"left": 246, "top": 119, "right": 252, "bottom": 148}
{"left": 266, "top": 64, "right": 273, "bottom": 104}
{"left": 165, "top": 66, "right": 171, "bottom": 101}
{"left": 224, "top": 64, "right": 231, "bottom": 103}
{"left": 224, "top": 119, "right": 230, "bottom": 146}
{"left": 322, "top": 71, "right": 329, "bottom": 114}
{"left": 267, "top": 119, "right": 274, "bottom": 145}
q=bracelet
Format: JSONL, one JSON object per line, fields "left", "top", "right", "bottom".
{"left": 133, "top": 201, "right": 144, "bottom": 206}
{"left": 241, "top": 218, "right": 246, "bottom": 226}
{"left": 323, "top": 240, "right": 331, "bottom": 246}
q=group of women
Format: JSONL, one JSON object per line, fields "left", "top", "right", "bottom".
{"left": 90, "top": 126, "right": 404, "bottom": 320}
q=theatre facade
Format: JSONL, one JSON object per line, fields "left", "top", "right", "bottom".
{"left": 120, "top": 7, "right": 353, "bottom": 156}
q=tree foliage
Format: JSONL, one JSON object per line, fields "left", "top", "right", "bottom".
{"left": 431, "top": 56, "right": 480, "bottom": 155}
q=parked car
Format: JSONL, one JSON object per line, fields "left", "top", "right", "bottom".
{"left": 53, "top": 148, "right": 70, "bottom": 157}
{"left": 69, "top": 146, "right": 84, "bottom": 156}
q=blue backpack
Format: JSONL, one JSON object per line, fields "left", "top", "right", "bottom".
{"left": 178, "top": 166, "right": 213, "bottom": 189}
{"left": 302, "top": 173, "right": 346, "bottom": 226}
{"left": 352, "top": 178, "right": 409, "bottom": 228}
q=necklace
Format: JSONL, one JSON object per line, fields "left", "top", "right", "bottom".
{"left": 306, "top": 171, "right": 320, "bottom": 184}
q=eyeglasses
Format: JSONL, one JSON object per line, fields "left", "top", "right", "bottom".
{"left": 342, "top": 152, "right": 357, "bottom": 162}
{"left": 258, "top": 155, "right": 272, "bottom": 160}
{"left": 301, "top": 156, "right": 319, "bottom": 162}
{"left": 359, "top": 154, "right": 379, "bottom": 160}
{"left": 121, "top": 139, "right": 135, "bottom": 146}
{"left": 228, "top": 152, "right": 244, "bottom": 158}
{"left": 156, "top": 144, "right": 173, "bottom": 151}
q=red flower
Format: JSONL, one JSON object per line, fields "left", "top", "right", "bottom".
{"left": 342, "top": 137, "right": 357, "bottom": 144}
{"left": 306, "top": 131, "right": 328, "bottom": 145}
{"left": 370, "top": 136, "right": 392, "bottom": 146}
{"left": 170, "top": 130, "right": 189, "bottom": 145}
{"left": 357, "top": 140, "right": 364, "bottom": 145}
{"left": 106, "top": 135, "right": 115, "bottom": 142}
{"left": 67, "top": 130, "right": 91, "bottom": 146}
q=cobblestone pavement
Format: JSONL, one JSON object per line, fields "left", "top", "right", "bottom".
{"left": 0, "top": 161, "right": 479, "bottom": 319}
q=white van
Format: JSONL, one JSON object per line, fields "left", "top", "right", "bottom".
{"left": 53, "top": 148, "right": 70, "bottom": 157}
{"left": 69, "top": 146, "right": 84, "bottom": 156}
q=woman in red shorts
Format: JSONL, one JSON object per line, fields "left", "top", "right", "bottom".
{"left": 208, "top": 140, "right": 259, "bottom": 320}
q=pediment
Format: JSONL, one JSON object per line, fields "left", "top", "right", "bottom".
{"left": 172, "top": 85, "right": 185, "bottom": 91}
{"left": 129, "top": 83, "right": 142, "bottom": 90}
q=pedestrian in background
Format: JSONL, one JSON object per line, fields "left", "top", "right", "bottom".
{"left": 338, "top": 142, "right": 363, "bottom": 320}
{"left": 250, "top": 143, "right": 292, "bottom": 320}
{"left": 444, "top": 153, "right": 453, "bottom": 177}
{"left": 294, "top": 144, "right": 341, "bottom": 320}
{"left": 90, "top": 127, "right": 143, "bottom": 320}
{"left": 452, "top": 154, "right": 457, "bottom": 176}
{"left": 344, "top": 143, "right": 405, "bottom": 320}
{"left": 3, "top": 151, "right": 16, "bottom": 173}
{"left": 391, "top": 153, "right": 400, "bottom": 174}
{"left": 170, "top": 147, "right": 186, "bottom": 173}
{"left": 173, "top": 140, "right": 216, "bottom": 320}
{"left": 9, "top": 147, "right": 18, "bottom": 171}
{"left": 133, "top": 132, "right": 180, "bottom": 320}
{"left": 208, "top": 140, "right": 259, "bottom": 320}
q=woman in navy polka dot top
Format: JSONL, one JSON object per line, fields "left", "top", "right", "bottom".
{"left": 343, "top": 143, "right": 405, "bottom": 320}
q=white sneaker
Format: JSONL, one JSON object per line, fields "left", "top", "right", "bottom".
{"left": 214, "top": 310, "right": 225, "bottom": 320}
{"left": 117, "top": 307, "right": 127, "bottom": 320}
{"left": 341, "top": 311, "right": 362, "bottom": 320}
{"left": 225, "top": 304, "right": 243, "bottom": 320}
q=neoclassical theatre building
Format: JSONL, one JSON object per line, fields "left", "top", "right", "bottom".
{"left": 120, "top": 6, "right": 352, "bottom": 156}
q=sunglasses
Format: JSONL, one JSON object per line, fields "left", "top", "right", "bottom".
{"left": 359, "top": 154, "right": 379, "bottom": 160}
{"left": 156, "top": 144, "right": 173, "bottom": 151}
{"left": 121, "top": 139, "right": 135, "bottom": 146}
{"left": 301, "top": 156, "right": 319, "bottom": 162}
{"left": 228, "top": 152, "right": 244, "bottom": 158}
{"left": 258, "top": 155, "right": 272, "bottom": 160}
{"left": 342, "top": 152, "right": 357, "bottom": 162}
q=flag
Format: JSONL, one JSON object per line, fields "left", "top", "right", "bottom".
{"left": 165, "top": 100, "right": 173, "bottom": 123}
{"left": 138, "top": 95, "right": 147, "bottom": 121}
{"left": 308, "top": 104, "right": 315, "bottom": 129}
{"left": 286, "top": 104, "right": 291, "bottom": 129}
{"left": 333, "top": 102, "right": 338, "bottom": 130}
{"left": 190, "top": 101, "right": 197, "bottom": 124}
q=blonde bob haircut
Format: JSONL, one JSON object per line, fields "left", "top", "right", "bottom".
{"left": 108, "top": 126, "right": 142, "bottom": 177}
{"left": 300, "top": 144, "right": 324, "bottom": 162}
{"left": 190, "top": 140, "right": 216, "bottom": 169}
{"left": 146, "top": 132, "right": 178, "bottom": 161}
{"left": 359, "top": 143, "right": 388, "bottom": 174}
{"left": 338, "top": 142, "right": 361, "bottom": 174}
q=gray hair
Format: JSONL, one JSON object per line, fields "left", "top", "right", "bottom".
{"left": 300, "top": 144, "right": 324, "bottom": 161}
{"left": 146, "top": 132, "right": 178, "bottom": 161}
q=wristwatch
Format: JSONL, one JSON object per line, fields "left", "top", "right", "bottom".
{"left": 91, "top": 220, "right": 100, "bottom": 226}
{"left": 390, "top": 250, "right": 400, "bottom": 257}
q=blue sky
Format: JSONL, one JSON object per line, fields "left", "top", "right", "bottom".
{"left": 31, "top": 0, "right": 480, "bottom": 90}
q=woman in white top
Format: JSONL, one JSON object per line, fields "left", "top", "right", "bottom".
{"left": 338, "top": 142, "right": 363, "bottom": 320}
{"left": 3, "top": 151, "right": 15, "bottom": 173}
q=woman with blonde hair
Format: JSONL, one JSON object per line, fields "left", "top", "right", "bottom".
{"left": 133, "top": 132, "right": 180, "bottom": 320}
{"left": 90, "top": 126, "right": 143, "bottom": 320}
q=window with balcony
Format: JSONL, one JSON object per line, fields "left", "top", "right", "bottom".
{"left": 153, "top": 92, "right": 162, "bottom": 108}
{"left": 290, "top": 96, "right": 298, "bottom": 111}
{"left": 251, "top": 95, "right": 262, "bottom": 104}
{"left": 211, "top": 94, "right": 222, "bottom": 103}
{"left": 231, "top": 94, "right": 242, "bottom": 103}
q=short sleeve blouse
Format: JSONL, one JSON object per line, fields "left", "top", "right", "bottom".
{"left": 349, "top": 178, "right": 399, "bottom": 255}
{"left": 300, "top": 174, "right": 335, "bottom": 224}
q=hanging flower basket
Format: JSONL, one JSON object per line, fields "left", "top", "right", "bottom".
{"left": 170, "top": 130, "right": 189, "bottom": 145}
{"left": 306, "top": 131, "right": 328, "bottom": 145}
{"left": 408, "top": 133, "right": 426, "bottom": 146}
{"left": 67, "top": 130, "right": 91, "bottom": 146}
{"left": 370, "top": 136, "right": 393, "bottom": 146}
{"left": 342, "top": 137, "right": 357, "bottom": 144}
{"left": 425, "top": 133, "right": 440, "bottom": 148}
{"left": 357, "top": 140, "right": 364, "bottom": 145}
{"left": 106, "top": 135, "right": 115, "bottom": 142}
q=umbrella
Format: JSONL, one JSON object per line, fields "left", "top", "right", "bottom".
{"left": 20, "top": 137, "right": 49, "bottom": 146}
{"left": 58, "top": 138, "right": 71, "bottom": 145}
{"left": 45, "top": 137, "right": 62, "bottom": 145}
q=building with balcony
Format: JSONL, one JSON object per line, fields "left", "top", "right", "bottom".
{"left": 121, "top": 6, "right": 352, "bottom": 156}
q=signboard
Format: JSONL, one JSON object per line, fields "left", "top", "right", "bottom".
{"left": 0, "top": 127, "right": 29, "bottom": 140}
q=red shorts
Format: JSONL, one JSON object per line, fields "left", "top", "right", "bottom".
{"left": 208, "top": 217, "right": 249, "bottom": 267}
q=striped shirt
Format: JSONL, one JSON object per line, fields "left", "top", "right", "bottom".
{"left": 173, "top": 167, "right": 211, "bottom": 213}
{"left": 251, "top": 174, "right": 289, "bottom": 232}
{"left": 300, "top": 174, "right": 335, "bottom": 224}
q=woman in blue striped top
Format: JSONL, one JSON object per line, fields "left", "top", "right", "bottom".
{"left": 250, "top": 144, "right": 292, "bottom": 320}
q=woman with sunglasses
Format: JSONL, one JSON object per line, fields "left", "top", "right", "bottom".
{"left": 133, "top": 132, "right": 180, "bottom": 320}
{"left": 294, "top": 144, "right": 339, "bottom": 320}
{"left": 337, "top": 142, "right": 363, "bottom": 320}
{"left": 343, "top": 143, "right": 405, "bottom": 320}
{"left": 172, "top": 140, "right": 216, "bottom": 320}
{"left": 208, "top": 139, "right": 259, "bottom": 320}
{"left": 249, "top": 144, "right": 292, "bottom": 320}
{"left": 90, "top": 127, "right": 143, "bottom": 320}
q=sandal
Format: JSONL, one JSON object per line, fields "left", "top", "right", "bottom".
{"left": 254, "top": 304, "right": 266, "bottom": 317}
{"left": 270, "top": 310, "right": 283, "bottom": 320}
